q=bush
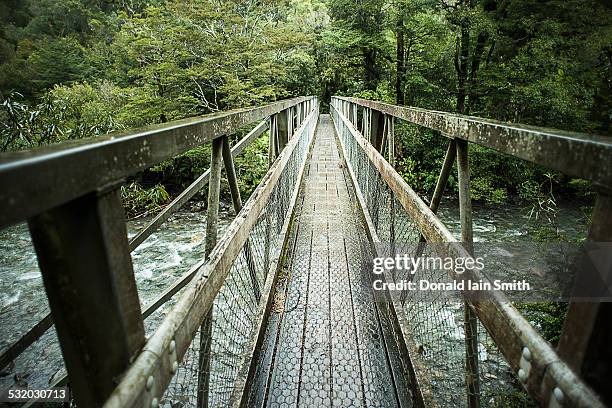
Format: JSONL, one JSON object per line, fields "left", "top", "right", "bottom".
{"left": 470, "top": 177, "right": 508, "bottom": 204}
{"left": 121, "top": 182, "right": 170, "bottom": 218}
{"left": 516, "top": 302, "right": 568, "bottom": 346}
{"left": 234, "top": 132, "right": 271, "bottom": 199}
{"left": 147, "top": 145, "right": 212, "bottom": 196}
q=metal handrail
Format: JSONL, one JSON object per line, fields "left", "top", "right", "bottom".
{"left": 0, "top": 97, "right": 312, "bottom": 228}
{"left": 334, "top": 96, "right": 612, "bottom": 189}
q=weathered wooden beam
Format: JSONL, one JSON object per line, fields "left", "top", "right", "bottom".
{"left": 28, "top": 187, "right": 145, "bottom": 408}
{"left": 222, "top": 136, "right": 261, "bottom": 302}
{"left": 370, "top": 109, "right": 385, "bottom": 152}
{"left": 222, "top": 136, "right": 244, "bottom": 215}
{"left": 430, "top": 140, "right": 457, "bottom": 213}
{"left": 456, "top": 139, "right": 481, "bottom": 408}
{"left": 387, "top": 115, "right": 395, "bottom": 166}
{"left": 0, "top": 97, "right": 314, "bottom": 228}
{"left": 196, "top": 137, "right": 223, "bottom": 408}
{"left": 557, "top": 192, "right": 612, "bottom": 406}
{"left": 0, "top": 313, "right": 53, "bottom": 373}
{"left": 269, "top": 115, "right": 278, "bottom": 164}
{"left": 360, "top": 106, "right": 367, "bottom": 136}
{"left": 277, "top": 109, "right": 290, "bottom": 151}
{"left": 264, "top": 114, "right": 278, "bottom": 281}
{"left": 333, "top": 96, "right": 612, "bottom": 188}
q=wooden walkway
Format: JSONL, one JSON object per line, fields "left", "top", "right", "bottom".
{"left": 248, "top": 115, "right": 410, "bottom": 407}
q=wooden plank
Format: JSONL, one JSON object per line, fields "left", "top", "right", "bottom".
{"left": 196, "top": 136, "right": 223, "bottom": 408}
{"left": 430, "top": 140, "right": 456, "bottom": 213}
{"left": 222, "top": 135, "right": 261, "bottom": 301}
{"left": 0, "top": 313, "right": 53, "bottom": 372}
{"left": 269, "top": 115, "right": 278, "bottom": 164}
{"left": 557, "top": 192, "right": 612, "bottom": 406}
{"left": 370, "top": 110, "right": 385, "bottom": 152}
{"left": 28, "top": 187, "right": 145, "bottom": 407}
{"left": 277, "top": 109, "right": 290, "bottom": 151}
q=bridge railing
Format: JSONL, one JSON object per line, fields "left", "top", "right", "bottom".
{"left": 331, "top": 96, "right": 611, "bottom": 408}
{"left": 0, "top": 96, "right": 318, "bottom": 407}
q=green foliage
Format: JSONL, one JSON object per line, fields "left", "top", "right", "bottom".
{"left": 148, "top": 145, "right": 212, "bottom": 196}
{"left": 516, "top": 302, "right": 568, "bottom": 346}
{"left": 234, "top": 133, "right": 270, "bottom": 198}
{"left": 0, "top": 0, "right": 609, "bottom": 213}
{"left": 470, "top": 177, "right": 508, "bottom": 204}
{"left": 121, "top": 182, "right": 170, "bottom": 218}
{"left": 487, "top": 386, "right": 538, "bottom": 408}
{"left": 566, "top": 178, "right": 596, "bottom": 200}
{"left": 0, "top": 84, "right": 125, "bottom": 151}
{"left": 27, "top": 36, "right": 86, "bottom": 91}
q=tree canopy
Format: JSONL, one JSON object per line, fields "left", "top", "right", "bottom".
{"left": 1, "top": 0, "right": 610, "bottom": 206}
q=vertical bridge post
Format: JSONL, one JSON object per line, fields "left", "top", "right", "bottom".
{"left": 362, "top": 107, "right": 370, "bottom": 140}
{"left": 369, "top": 109, "right": 385, "bottom": 152}
{"left": 557, "top": 191, "right": 612, "bottom": 406}
{"left": 222, "top": 136, "right": 261, "bottom": 301}
{"left": 197, "top": 136, "right": 224, "bottom": 408}
{"left": 456, "top": 139, "right": 481, "bottom": 408}
{"left": 269, "top": 114, "right": 279, "bottom": 162}
{"left": 277, "top": 108, "right": 292, "bottom": 150}
{"left": 27, "top": 186, "right": 145, "bottom": 407}
{"left": 264, "top": 114, "right": 277, "bottom": 276}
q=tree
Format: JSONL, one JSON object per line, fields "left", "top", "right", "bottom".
{"left": 328, "top": 0, "right": 388, "bottom": 92}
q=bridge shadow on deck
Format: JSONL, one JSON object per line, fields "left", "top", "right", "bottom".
{"left": 248, "top": 115, "right": 411, "bottom": 407}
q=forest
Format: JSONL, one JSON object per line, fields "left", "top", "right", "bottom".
{"left": 1, "top": 0, "right": 611, "bottom": 216}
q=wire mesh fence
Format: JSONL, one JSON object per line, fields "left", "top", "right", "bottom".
{"left": 0, "top": 99, "right": 317, "bottom": 408}
{"left": 331, "top": 101, "right": 532, "bottom": 408}
{"left": 160, "top": 108, "right": 317, "bottom": 408}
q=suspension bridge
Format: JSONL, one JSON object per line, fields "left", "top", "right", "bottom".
{"left": 0, "top": 96, "right": 611, "bottom": 408}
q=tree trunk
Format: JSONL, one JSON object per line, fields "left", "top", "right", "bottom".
{"left": 396, "top": 18, "right": 405, "bottom": 105}
{"left": 455, "top": 25, "right": 470, "bottom": 114}
{"left": 466, "top": 32, "right": 488, "bottom": 114}
{"left": 454, "top": 0, "right": 472, "bottom": 114}
{"left": 364, "top": 48, "right": 378, "bottom": 90}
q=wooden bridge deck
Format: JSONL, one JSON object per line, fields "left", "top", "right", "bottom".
{"left": 248, "top": 115, "right": 409, "bottom": 407}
